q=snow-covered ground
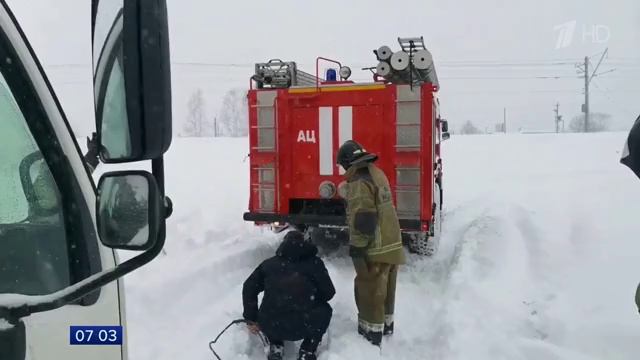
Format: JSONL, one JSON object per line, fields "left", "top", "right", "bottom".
{"left": 109, "top": 133, "right": 640, "bottom": 360}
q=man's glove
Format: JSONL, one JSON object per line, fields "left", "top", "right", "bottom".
{"left": 87, "top": 132, "right": 98, "bottom": 154}
{"left": 349, "top": 245, "right": 368, "bottom": 259}
{"left": 246, "top": 321, "right": 260, "bottom": 335}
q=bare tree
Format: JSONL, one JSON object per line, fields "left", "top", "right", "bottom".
{"left": 569, "top": 112, "right": 611, "bottom": 133}
{"left": 217, "top": 88, "right": 248, "bottom": 137}
{"left": 182, "top": 89, "right": 213, "bottom": 137}
{"left": 459, "top": 120, "right": 482, "bottom": 135}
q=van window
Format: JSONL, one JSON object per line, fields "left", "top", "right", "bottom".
{"left": 0, "top": 73, "right": 70, "bottom": 295}
{"left": 0, "top": 28, "right": 101, "bottom": 300}
{"left": 100, "top": 45, "right": 131, "bottom": 159}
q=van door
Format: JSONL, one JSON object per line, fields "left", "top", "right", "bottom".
{"left": 0, "top": 1, "right": 122, "bottom": 359}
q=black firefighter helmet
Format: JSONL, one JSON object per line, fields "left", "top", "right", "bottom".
{"left": 337, "top": 140, "right": 378, "bottom": 170}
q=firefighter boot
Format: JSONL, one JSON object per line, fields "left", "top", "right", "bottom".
{"left": 267, "top": 343, "right": 284, "bottom": 360}
{"left": 297, "top": 350, "right": 317, "bottom": 360}
{"left": 384, "top": 315, "right": 394, "bottom": 336}
{"left": 384, "top": 323, "right": 394, "bottom": 336}
{"left": 358, "top": 322, "right": 383, "bottom": 346}
{"left": 365, "top": 329, "right": 383, "bottom": 346}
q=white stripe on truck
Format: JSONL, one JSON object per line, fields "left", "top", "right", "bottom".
{"left": 339, "top": 106, "right": 353, "bottom": 175}
{"left": 319, "top": 107, "right": 333, "bottom": 175}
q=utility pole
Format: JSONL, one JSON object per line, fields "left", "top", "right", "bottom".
{"left": 554, "top": 102, "right": 562, "bottom": 133}
{"left": 583, "top": 57, "right": 589, "bottom": 132}
{"left": 503, "top": 108, "right": 507, "bottom": 134}
{"left": 576, "top": 48, "right": 615, "bottom": 133}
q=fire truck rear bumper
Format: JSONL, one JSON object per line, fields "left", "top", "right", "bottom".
{"left": 243, "top": 212, "right": 422, "bottom": 231}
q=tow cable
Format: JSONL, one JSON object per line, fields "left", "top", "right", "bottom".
{"left": 208, "top": 319, "right": 269, "bottom": 360}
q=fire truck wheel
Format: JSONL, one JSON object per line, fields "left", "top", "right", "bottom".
{"left": 438, "top": 178, "right": 443, "bottom": 209}
{"left": 407, "top": 233, "right": 435, "bottom": 256}
{"left": 407, "top": 183, "right": 442, "bottom": 256}
{"left": 434, "top": 182, "right": 443, "bottom": 233}
{"left": 291, "top": 223, "right": 308, "bottom": 233}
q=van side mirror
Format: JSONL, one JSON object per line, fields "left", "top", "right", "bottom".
{"left": 92, "top": 0, "right": 172, "bottom": 163}
{"left": 97, "top": 171, "right": 161, "bottom": 251}
{"left": 441, "top": 119, "right": 449, "bottom": 133}
{"left": 442, "top": 132, "right": 450, "bottom": 141}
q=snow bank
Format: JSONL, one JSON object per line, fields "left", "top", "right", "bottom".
{"left": 117, "top": 133, "right": 640, "bottom": 360}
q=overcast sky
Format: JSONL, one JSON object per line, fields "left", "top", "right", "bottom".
{"left": 6, "top": 0, "right": 640, "bottom": 136}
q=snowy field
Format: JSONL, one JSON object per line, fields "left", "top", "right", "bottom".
{"left": 104, "top": 132, "right": 640, "bottom": 360}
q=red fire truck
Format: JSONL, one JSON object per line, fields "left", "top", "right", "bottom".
{"left": 243, "top": 37, "right": 450, "bottom": 255}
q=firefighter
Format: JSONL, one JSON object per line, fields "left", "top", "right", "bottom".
{"left": 242, "top": 230, "right": 335, "bottom": 360}
{"left": 336, "top": 140, "right": 406, "bottom": 346}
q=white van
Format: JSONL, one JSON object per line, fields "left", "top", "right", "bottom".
{"left": 0, "top": 0, "right": 172, "bottom": 359}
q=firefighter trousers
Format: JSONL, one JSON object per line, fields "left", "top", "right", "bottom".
{"left": 352, "top": 259, "right": 398, "bottom": 332}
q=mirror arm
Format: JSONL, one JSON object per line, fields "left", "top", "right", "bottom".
{"left": 10, "top": 225, "right": 166, "bottom": 317}
{"left": 152, "top": 156, "right": 173, "bottom": 219}
{"left": 164, "top": 196, "right": 174, "bottom": 219}
{"left": 152, "top": 157, "right": 165, "bottom": 196}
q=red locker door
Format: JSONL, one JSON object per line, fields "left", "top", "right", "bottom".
{"left": 289, "top": 107, "right": 321, "bottom": 199}
{"left": 287, "top": 104, "right": 385, "bottom": 199}
{"left": 351, "top": 105, "right": 384, "bottom": 164}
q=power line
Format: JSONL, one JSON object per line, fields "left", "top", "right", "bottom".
{"left": 47, "top": 59, "right": 636, "bottom": 73}
{"left": 591, "top": 80, "right": 638, "bottom": 118}
{"left": 442, "top": 75, "right": 580, "bottom": 80}
{"left": 168, "top": 61, "right": 579, "bottom": 69}
{"left": 442, "top": 89, "right": 583, "bottom": 94}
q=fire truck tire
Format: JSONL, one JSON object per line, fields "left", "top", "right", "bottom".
{"left": 291, "top": 223, "right": 308, "bottom": 233}
{"left": 407, "top": 233, "right": 434, "bottom": 256}
{"left": 438, "top": 178, "right": 444, "bottom": 209}
{"left": 306, "top": 227, "right": 348, "bottom": 252}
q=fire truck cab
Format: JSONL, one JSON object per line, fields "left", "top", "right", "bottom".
{"left": 244, "top": 37, "right": 449, "bottom": 255}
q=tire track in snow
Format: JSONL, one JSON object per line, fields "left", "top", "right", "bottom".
{"left": 427, "top": 202, "right": 542, "bottom": 359}
{"left": 126, "top": 202, "right": 568, "bottom": 360}
{"left": 305, "top": 203, "right": 516, "bottom": 359}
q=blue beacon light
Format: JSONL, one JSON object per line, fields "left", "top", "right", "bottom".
{"left": 325, "top": 68, "right": 337, "bottom": 81}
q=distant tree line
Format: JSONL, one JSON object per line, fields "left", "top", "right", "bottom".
{"left": 459, "top": 120, "right": 482, "bottom": 135}
{"left": 568, "top": 112, "right": 611, "bottom": 133}
{"left": 180, "top": 88, "right": 248, "bottom": 137}
{"left": 180, "top": 92, "right": 612, "bottom": 138}
{"left": 454, "top": 112, "right": 612, "bottom": 135}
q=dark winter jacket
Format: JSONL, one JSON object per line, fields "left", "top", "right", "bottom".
{"left": 621, "top": 116, "right": 640, "bottom": 313}
{"left": 242, "top": 232, "right": 336, "bottom": 340}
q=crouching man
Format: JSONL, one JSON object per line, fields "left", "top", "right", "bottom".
{"left": 242, "top": 231, "right": 336, "bottom": 360}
